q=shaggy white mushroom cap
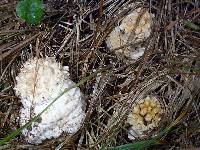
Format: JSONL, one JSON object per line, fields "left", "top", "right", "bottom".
{"left": 127, "top": 96, "right": 163, "bottom": 140}
{"left": 15, "top": 57, "right": 85, "bottom": 144}
{"left": 106, "top": 8, "right": 152, "bottom": 60}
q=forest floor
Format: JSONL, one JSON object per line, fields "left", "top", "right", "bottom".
{"left": 0, "top": 0, "right": 200, "bottom": 149}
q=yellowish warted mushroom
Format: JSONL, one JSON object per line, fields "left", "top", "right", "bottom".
{"left": 106, "top": 8, "right": 152, "bottom": 60}
{"left": 127, "top": 96, "right": 163, "bottom": 140}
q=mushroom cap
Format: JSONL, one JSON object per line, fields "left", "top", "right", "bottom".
{"left": 106, "top": 8, "right": 152, "bottom": 60}
{"left": 15, "top": 57, "right": 85, "bottom": 144}
{"left": 127, "top": 96, "right": 163, "bottom": 140}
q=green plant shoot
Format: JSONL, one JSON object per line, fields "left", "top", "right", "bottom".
{"left": 16, "top": 0, "right": 44, "bottom": 24}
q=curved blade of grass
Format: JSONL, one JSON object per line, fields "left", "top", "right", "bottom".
{"left": 0, "top": 69, "right": 101, "bottom": 145}
{"left": 184, "top": 20, "right": 200, "bottom": 31}
{"left": 106, "top": 137, "right": 159, "bottom": 150}
{"left": 180, "top": 65, "right": 200, "bottom": 73}
{"left": 0, "top": 30, "right": 28, "bottom": 44}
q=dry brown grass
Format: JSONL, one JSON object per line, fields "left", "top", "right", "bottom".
{"left": 0, "top": 0, "right": 200, "bottom": 149}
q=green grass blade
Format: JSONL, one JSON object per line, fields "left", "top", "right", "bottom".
{"left": 180, "top": 65, "right": 200, "bottom": 73}
{"left": 0, "top": 69, "right": 101, "bottom": 145}
{"left": 0, "top": 30, "right": 28, "bottom": 44}
{"left": 184, "top": 20, "right": 200, "bottom": 31}
{"left": 106, "top": 137, "right": 158, "bottom": 150}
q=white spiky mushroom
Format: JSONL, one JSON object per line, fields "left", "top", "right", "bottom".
{"left": 15, "top": 57, "right": 85, "bottom": 144}
{"left": 106, "top": 7, "right": 152, "bottom": 60}
{"left": 127, "top": 96, "right": 163, "bottom": 140}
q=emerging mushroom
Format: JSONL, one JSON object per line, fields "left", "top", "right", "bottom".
{"left": 15, "top": 57, "right": 85, "bottom": 144}
{"left": 106, "top": 7, "right": 152, "bottom": 60}
{"left": 127, "top": 96, "right": 163, "bottom": 140}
